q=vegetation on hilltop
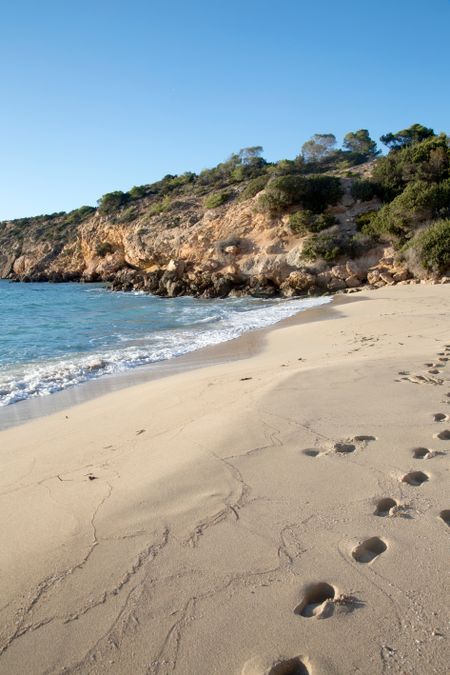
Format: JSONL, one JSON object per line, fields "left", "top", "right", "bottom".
{"left": 1, "top": 123, "right": 449, "bottom": 284}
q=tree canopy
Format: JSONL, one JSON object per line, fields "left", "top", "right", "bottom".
{"left": 343, "top": 129, "right": 379, "bottom": 157}
{"left": 301, "top": 134, "right": 337, "bottom": 162}
{"left": 380, "top": 123, "right": 435, "bottom": 150}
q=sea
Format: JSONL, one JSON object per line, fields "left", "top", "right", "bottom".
{"left": 0, "top": 280, "right": 330, "bottom": 408}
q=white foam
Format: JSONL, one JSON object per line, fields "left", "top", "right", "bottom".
{"left": 0, "top": 296, "right": 330, "bottom": 406}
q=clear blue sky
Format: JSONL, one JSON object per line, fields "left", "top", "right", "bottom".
{"left": 1, "top": 0, "right": 449, "bottom": 220}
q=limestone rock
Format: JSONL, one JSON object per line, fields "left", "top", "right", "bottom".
{"left": 327, "top": 277, "right": 347, "bottom": 291}
{"left": 345, "top": 275, "right": 361, "bottom": 288}
{"left": 316, "top": 270, "right": 332, "bottom": 288}
{"left": 367, "top": 269, "right": 381, "bottom": 285}
{"left": 379, "top": 271, "right": 394, "bottom": 285}
{"left": 392, "top": 269, "right": 409, "bottom": 282}
{"left": 331, "top": 264, "right": 348, "bottom": 280}
{"left": 280, "top": 270, "right": 316, "bottom": 296}
{"left": 346, "top": 260, "right": 361, "bottom": 277}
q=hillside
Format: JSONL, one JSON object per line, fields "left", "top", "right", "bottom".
{"left": 1, "top": 125, "right": 449, "bottom": 298}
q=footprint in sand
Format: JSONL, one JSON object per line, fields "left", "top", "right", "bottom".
{"left": 434, "top": 429, "right": 450, "bottom": 440}
{"left": 438, "top": 357, "right": 449, "bottom": 362}
{"left": 242, "top": 655, "right": 310, "bottom": 675}
{"left": 439, "top": 510, "right": 450, "bottom": 527}
{"left": 428, "top": 369, "right": 441, "bottom": 375}
{"left": 294, "top": 582, "right": 336, "bottom": 619}
{"left": 401, "top": 470, "right": 429, "bottom": 486}
{"left": 374, "top": 498, "right": 397, "bottom": 516}
{"left": 333, "top": 442, "right": 356, "bottom": 454}
{"left": 412, "top": 447, "right": 437, "bottom": 460}
{"left": 352, "top": 537, "right": 387, "bottom": 563}
{"left": 374, "top": 498, "right": 410, "bottom": 518}
{"left": 136, "top": 429, "right": 146, "bottom": 435}
{"left": 302, "top": 448, "right": 322, "bottom": 457}
{"left": 332, "top": 436, "right": 376, "bottom": 455}
{"left": 433, "top": 413, "right": 448, "bottom": 422}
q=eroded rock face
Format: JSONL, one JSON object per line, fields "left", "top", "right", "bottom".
{"left": 0, "top": 178, "right": 434, "bottom": 297}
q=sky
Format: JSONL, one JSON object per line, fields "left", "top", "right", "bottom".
{"left": 1, "top": 0, "right": 449, "bottom": 220}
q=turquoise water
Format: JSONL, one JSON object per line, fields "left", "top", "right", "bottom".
{"left": 0, "top": 280, "right": 329, "bottom": 406}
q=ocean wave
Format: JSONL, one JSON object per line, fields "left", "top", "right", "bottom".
{"left": 0, "top": 296, "right": 330, "bottom": 406}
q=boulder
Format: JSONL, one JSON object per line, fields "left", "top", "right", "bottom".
{"left": 392, "top": 269, "right": 409, "bottom": 282}
{"left": 280, "top": 270, "right": 316, "bottom": 296}
{"left": 367, "top": 269, "right": 381, "bottom": 285}
{"left": 327, "top": 277, "right": 347, "bottom": 291}
{"left": 345, "top": 260, "right": 361, "bottom": 277}
{"left": 345, "top": 275, "right": 361, "bottom": 288}
{"left": 315, "top": 270, "right": 332, "bottom": 288}
{"left": 379, "top": 271, "right": 395, "bottom": 285}
{"left": 285, "top": 245, "right": 304, "bottom": 268}
{"left": 212, "top": 275, "right": 233, "bottom": 297}
{"left": 331, "top": 264, "right": 348, "bottom": 280}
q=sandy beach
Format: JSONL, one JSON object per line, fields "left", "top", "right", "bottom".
{"left": 0, "top": 284, "right": 449, "bottom": 675}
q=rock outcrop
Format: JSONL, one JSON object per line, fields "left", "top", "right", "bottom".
{"left": 0, "top": 168, "right": 444, "bottom": 298}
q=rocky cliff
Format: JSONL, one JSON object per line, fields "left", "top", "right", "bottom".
{"left": 1, "top": 150, "right": 448, "bottom": 298}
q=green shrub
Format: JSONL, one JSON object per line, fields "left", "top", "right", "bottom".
{"left": 239, "top": 175, "right": 270, "bottom": 201}
{"left": 350, "top": 180, "right": 380, "bottom": 202}
{"left": 373, "top": 134, "right": 450, "bottom": 201}
{"left": 289, "top": 210, "right": 336, "bottom": 234}
{"left": 369, "top": 179, "right": 450, "bottom": 242}
{"left": 412, "top": 219, "right": 450, "bottom": 273}
{"left": 301, "top": 230, "right": 372, "bottom": 263}
{"left": 289, "top": 210, "right": 312, "bottom": 234}
{"left": 97, "top": 191, "right": 129, "bottom": 214}
{"left": 204, "top": 191, "right": 232, "bottom": 209}
{"left": 148, "top": 195, "right": 172, "bottom": 215}
{"left": 302, "top": 234, "right": 342, "bottom": 262}
{"left": 64, "top": 205, "right": 96, "bottom": 224}
{"left": 257, "top": 175, "right": 343, "bottom": 214}
{"left": 311, "top": 213, "right": 337, "bottom": 232}
{"left": 129, "top": 185, "right": 147, "bottom": 200}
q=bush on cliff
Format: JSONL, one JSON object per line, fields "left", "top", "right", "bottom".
{"left": 148, "top": 195, "right": 172, "bottom": 215}
{"left": 373, "top": 133, "right": 450, "bottom": 201}
{"left": 302, "top": 233, "right": 340, "bottom": 263}
{"left": 98, "top": 191, "right": 130, "bottom": 214}
{"left": 350, "top": 179, "right": 381, "bottom": 202}
{"left": 303, "top": 230, "right": 376, "bottom": 264}
{"left": 289, "top": 210, "right": 336, "bottom": 234}
{"left": 64, "top": 205, "right": 96, "bottom": 224}
{"left": 411, "top": 219, "right": 450, "bottom": 274}
{"left": 368, "top": 179, "right": 450, "bottom": 242}
{"left": 257, "top": 175, "right": 343, "bottom": 214}
{"left": 204, "top": 191, "right": 233, "bottom": 209}
{"left": 239, "top": 175, "right": 270, "bottom": 201}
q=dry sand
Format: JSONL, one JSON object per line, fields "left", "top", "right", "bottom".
{"left": 0, "top": 284, "right": 449, "bottom": 675}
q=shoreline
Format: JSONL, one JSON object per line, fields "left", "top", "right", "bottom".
{"left": 1, "top": 284, "right": 449, "bottom": 674}
{"left": 0, "top": 293, "right": 338, "bottom": 431}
